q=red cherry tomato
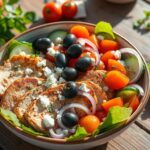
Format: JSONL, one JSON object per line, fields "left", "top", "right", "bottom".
{"left": 68, "top": 58, "right": 78, "bottom": 67}
{"left": 95, "top": 111, "right": 107, "bottom": 122}
{"left": 42, "top": 2, "right": 62, "bottom": 22}
{"left": 62, "top": 0, "right": 78, "bottom": 19}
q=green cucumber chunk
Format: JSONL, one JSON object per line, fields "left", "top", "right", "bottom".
{"left": 8, "top": 40, "right": 34, "bottom": 58}
{"left": 48, "top": 30, "right": 68, "bottom": 42}
{"left": 117, "top": 88, "right": 138, "bottom": 100}
{"left": 124, "top": 56, "right": 139, "bottom": 81}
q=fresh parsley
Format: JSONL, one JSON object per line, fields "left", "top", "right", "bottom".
{"left": 0, "top": 0, "right": 37, "bottom": 47}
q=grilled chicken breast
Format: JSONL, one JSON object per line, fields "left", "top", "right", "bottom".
{"left": 0, "top": 77, "right": 43, "bottom": 110}
{"left": 0, "top": 55, "right": 53, "bottom": 98}
{"left": 78, "top": 70, "right": 114, "bottom": 99}
{"left": 24, "top": 81, "right": 107, "bottom": 132}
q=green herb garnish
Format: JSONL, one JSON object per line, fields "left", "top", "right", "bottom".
{"left": 94, "top": 106, "right": 132, "bottom": 136}
{"left": 133, "top": 11, "right": 150, "bottom": 31}
{"left": 0, "top": 0, "right": 37, "bottom": 47}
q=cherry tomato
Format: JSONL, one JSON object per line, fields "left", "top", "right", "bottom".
{"left": 68, "top": 58, "right": 78, "bottom": 67}
{"left": 0, "top": 0, "right": 3, "bottom": 7}
{"left": 70, "top": 25, "right": 90, "bottom": 38}
{"left": 42, "top": 2, "right": 62, "bottom": 22}
{"left": 89, "top": 34, "right": 99, "bottom": 48}
{"left": 79, "top": 115, "right": 100, "bottom": 133}
{"left": 99, "top": 40, "right": 119, "bottom": 53}
{"left": 95, "top": 111, "right": 107, "bottom": 122}
{"left": 62, "top": 0, "right": 78, "bottom": 19}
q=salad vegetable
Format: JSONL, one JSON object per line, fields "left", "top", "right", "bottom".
{"left": 94, "top": 106, "right": 132, "bottom": 135}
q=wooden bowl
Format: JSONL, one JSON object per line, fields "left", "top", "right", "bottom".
{"left": 0, "top": 21, "right": 149, "bottom": 150}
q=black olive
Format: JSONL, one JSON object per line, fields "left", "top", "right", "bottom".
{"left": 33, "top": 38, "right": 51, "bottom": 52}
{"left": 55, "top": 53, "right": 68, "bottom": 68}
{"left": 66, "top": 44, "right": 83, "bottom": 58}
{"left": 75, "top": 57, "right": 92, "bottom": 72}
{"left": 62, "top": 67, "right": 78, "bottom": 81}
{"left": 62, "top": 112, "right": 79, "bottom": 128}
{"left": 63, "top": 34, "right": 77, "bottom": 48}
{"left": 62, "top": 82, "right": 78, "bottom": 98}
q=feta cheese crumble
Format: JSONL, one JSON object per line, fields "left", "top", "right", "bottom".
{"left": 54, "top": 67, "right": 63, "bottom": 75}
{"left": 25, "top": 68, "right": 33, "bottom": 75}
{"left": 45, "top": 74, "right": 58, "bottom": 87}
{"left": 43, "top": 114, "right": 55, "bottom": 128}
{"left": 79, "top": 83, "right": 90, "bottom": 92}
{"left": 58, "top": 94, "right": 65, "bottom": 101}
{"left": 47, "top": 47, "right": 59, "bottom": 57}
{"left": 38, "top": 95, "right": 50, "bottom": 108}
{"left": 37, "top": 59, "right": 46, "bottom": 67}
{"left": 43, "top": 67, "right": 52, "bottom": 77}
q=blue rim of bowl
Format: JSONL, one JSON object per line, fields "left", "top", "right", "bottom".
{"left": 0, "top": 21, "right": 150, "bottom": 144}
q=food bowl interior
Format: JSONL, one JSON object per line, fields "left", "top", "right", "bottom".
{"left": 0, "top": 22, "right": 149, "bottom": 145}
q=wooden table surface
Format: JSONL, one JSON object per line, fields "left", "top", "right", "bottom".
{"left": 0, "top": 0, "right": 150, "bottom": 150}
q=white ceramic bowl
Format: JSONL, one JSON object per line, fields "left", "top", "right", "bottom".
{"left": 0, "top": 21, "right": 149, "bottom": 150}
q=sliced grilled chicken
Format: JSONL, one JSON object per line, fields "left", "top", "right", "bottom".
{"left": 14, "top": 86, "right": 45, "bottom": 124}
{"left": 0, "top": 77, "right": 44, "bottom": 110}
{"left": 0, "top": 55, "right": 54, "bottom": 97}
{"left": 24, "top": 81, "right": 107, "bottom": 132}
{"left": 78, "top": 70, "right": 114, "bottom": 99}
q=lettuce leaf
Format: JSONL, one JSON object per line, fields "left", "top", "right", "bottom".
{"left": 95, "top": 21, "right": 115, "bottom": 39}
{"left": 0, "top": 108, "right": 21, "bottom": 127}
{"left": 67, "top": 126, "right": 88, "bottom": 141}
{"left": 0, "top": 108, "right": 46, "bottom": 136}
{"left": 94, "top": 106, "right": 132, "bottom": 135}
{"left": 21, "top": 124, "right": 46, "bottom": 136}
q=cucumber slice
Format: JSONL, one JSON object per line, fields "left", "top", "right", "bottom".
{"left": 120, "top": 48, "right": 143, "bottom": 83}
{"left": 8, "top": 40, "right": 34, "bottom": 58}
{"left": 117, "top": 89, "right": 138, "bottom": 100}
{"left": 48, "top": 30, "right": 68, "bottom": 42}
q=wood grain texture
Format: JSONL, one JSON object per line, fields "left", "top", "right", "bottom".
{"left": 0, "top": 0, "right": 150, "bottom": 150}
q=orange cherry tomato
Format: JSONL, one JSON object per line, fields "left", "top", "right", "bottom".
{"left": 70, "top": 25, "right": 90, "bottom": 38}
{"left": 89, "top": 34, "right": 99, "bottom": 48}
{"left": 129, "top": 95, "right": 140, "bottom": 112}
{"left": 99, "top": 40, "right": 119, "bottom": 53}
{"left": 79, "top": 115, "right": 100, "bottom": 133}
{"left": 101, "top": 51, "right": 119, "bottom": 66}
{"left": 107, "top": 59, "right": 127, "bottom": 75}
{"left": 102, "top": 97, "right": 123, "bottom": 113}
{"left": 62, "top": 0, "right": 78, "bottom": 19}
{"left": 42, "top": 2, "right": 62, "bottom": 22}
{"left": 105, "top": 70, "right": 129, "bottom": 90}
